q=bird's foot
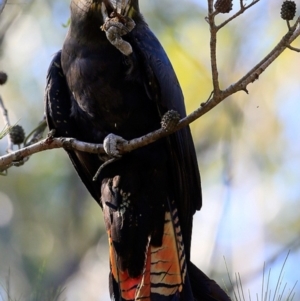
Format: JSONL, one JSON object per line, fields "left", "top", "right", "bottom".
{"left": 101, "top": 2, "right": 135, "bottom": 56}
{"left": 93, "top": 133, "right": 126, "bottom": 181}
{"left": 103, "top": 133, "right": 127, "bottom": 158}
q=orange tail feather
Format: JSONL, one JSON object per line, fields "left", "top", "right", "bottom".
{"left": 109, "top": 202, "right": 188, "bottom": 300}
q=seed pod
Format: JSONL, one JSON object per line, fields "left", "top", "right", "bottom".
{"left": 161, "top": 110, "right": 181, "bottom": 132}
{"left": 281, "top": 0, "right": 296, "bottom": 21}
{"left": 214, "top": 0, "right": 233, "bottom": 13}
{"left": 0, "top": 72, "right": 7, "bottom": 85}
{"left": 9, "top": 125, "right": 25, "bottom": 145}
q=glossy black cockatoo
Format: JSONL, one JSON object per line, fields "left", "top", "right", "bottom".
{"left": 45, "top": 0, "right": 231, "bottom": 300}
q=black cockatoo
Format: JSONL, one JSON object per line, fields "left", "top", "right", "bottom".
{"left": 45, "top": 0, "right": 231, "bottom": 300}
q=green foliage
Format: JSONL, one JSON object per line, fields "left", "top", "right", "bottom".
{"left": 62, "top": 18, "right": 70, "bottom": 28}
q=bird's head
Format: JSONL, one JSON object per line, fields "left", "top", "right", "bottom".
{"left": 70, "top": 0, "right": 139, "bottom": 24}
{"left": 104, "top": 0, "right": 139, "bottom": 18}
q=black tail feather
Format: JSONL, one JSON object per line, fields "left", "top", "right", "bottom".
{"left": 188, "top": 262, "right": 231, "bottom": 301}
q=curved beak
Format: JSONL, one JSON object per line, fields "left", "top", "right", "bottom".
{"left": 101, "top": 0, "right": 132, "bottom": 19}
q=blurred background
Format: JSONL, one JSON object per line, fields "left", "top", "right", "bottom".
{"left": 0, "top": 0, "right": 299, "bottom": 300}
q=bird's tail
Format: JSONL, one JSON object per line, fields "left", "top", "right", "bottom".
{"left": 188, "top": 261, "right": 231, "bottom": 301}
{"left": 108, "top": 199, "right": 193, "bottom": 301}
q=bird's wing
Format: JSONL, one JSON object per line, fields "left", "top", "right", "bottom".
{"left": 45, "top": 51, "right": 73, "bottom": 138}
{"left": 129, "top": 22, "right": 202, "bottom": 259}
{"left": 45, "top": 51, "right": 102, "bottom": 203}
{"left": 128, "top": 21, "right": 231, "bottom": 301}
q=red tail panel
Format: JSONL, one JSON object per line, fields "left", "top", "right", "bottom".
{"left": 109, "top": 205, "right": 187, "bottom": 300}
{"left": 109, "top": 233, "right": 143, "bottom": 300}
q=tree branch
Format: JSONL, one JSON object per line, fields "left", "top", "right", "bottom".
{"left": 206, "top": 0, "right": 261, "bottom": 97}
{"left": 223, "top": 17, "right": 300, "bottom": 96}
{"left": 287, "top": 45, "right": 300, "bottom": 52}
{"left": 0, "top": 72, "right": 13, "bottom": 151}
{"left": 0, "top": 94, "right": 13, "bottom": 151}
{"left": 0, "top": 4, "right": 300, "bottom": 174}
{"left": 0, "top": 136, "right": 106, "bottom": 172}
{"left": 217, "top": 0, "right": 260, "bottom": 30}
{"left": 207, "top": 2, "right": 220, "bottom": 94}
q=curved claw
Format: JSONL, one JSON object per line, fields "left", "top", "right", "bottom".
{"left": 103, "top": 133, "right": 126, "bottom": 158}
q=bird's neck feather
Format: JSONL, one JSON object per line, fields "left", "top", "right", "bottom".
{"left": 70, "top": 0, "right": 103, "bottom": 26}
{"left": 68, "top": 0, "right": 106, "bottom": 43}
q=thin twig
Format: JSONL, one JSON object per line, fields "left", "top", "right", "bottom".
{"left": 286, "top": 45, "right": 300, "bottom": 52}
{"left": 178, "top": 18, "right": 300, "bottom": 126}
{"left": 223, "top": 18, "right": 300, "bottom": 96}
{"left": 217, "top": 0, "right": 260, "bottom": 30}
{"left": 0, "top": 94, "right": 13, "bottom": 151}
{"left": 207, "top": 1, "right": 220, "bottom": 94}
{"left": 0, "top": 72, "right": 13, "bottom": 151}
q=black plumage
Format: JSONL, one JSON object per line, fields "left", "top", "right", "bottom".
{"left": 45, "top": 1, "right": 230, "bottom": 300}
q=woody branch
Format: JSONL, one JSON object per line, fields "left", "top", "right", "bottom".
{"left": 0, "top": 0, "right": 299, "bottom": 172}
